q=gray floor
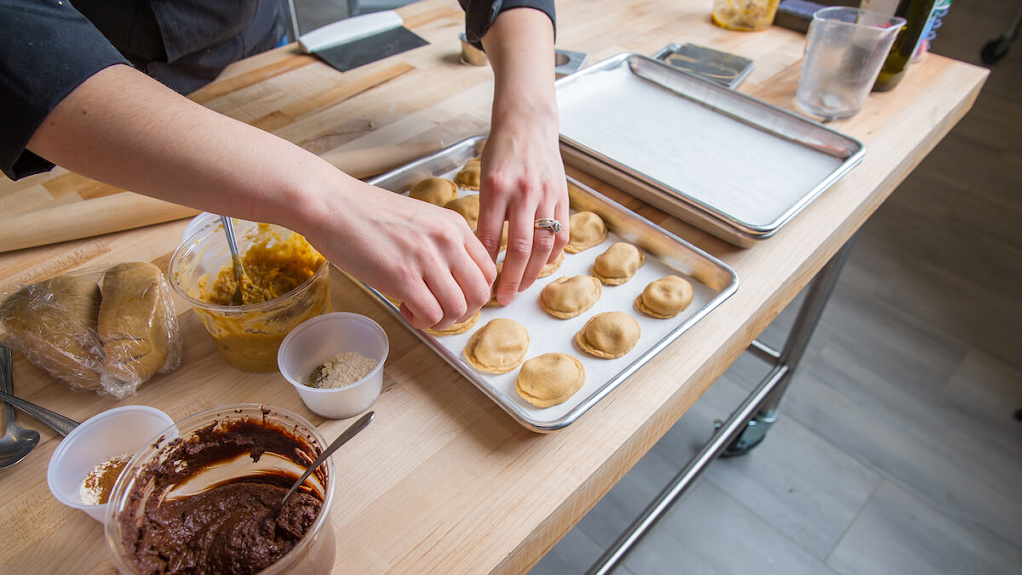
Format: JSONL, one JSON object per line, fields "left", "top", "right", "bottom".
{"left": 530, "top": 2, "right": 1022, "bottom": 574}
{"left": 293, "top": 1, "right": 1022, "bottom": 572}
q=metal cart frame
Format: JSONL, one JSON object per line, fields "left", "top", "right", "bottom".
{"left": 585, "top": 234, "right": 858, "bottom": 575}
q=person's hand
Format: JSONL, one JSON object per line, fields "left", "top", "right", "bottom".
{"left": 307, "top": 181, "right": 496, "bottom": 331}
{"left": 475, "top": 114, "right": 569, "bottom": 305}
{"left": 475, "top": 7, "right": 568, "bottom": 306}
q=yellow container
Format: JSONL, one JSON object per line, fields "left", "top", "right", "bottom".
{"left": 712, "top": 0, "right": 781, "bottom": 31}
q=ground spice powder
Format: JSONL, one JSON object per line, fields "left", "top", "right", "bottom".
{"left": 307, "top": 351, "right": 378, "bottom": 388}
{"left": 80, "top": 453, "right": 132, "bottom": 505}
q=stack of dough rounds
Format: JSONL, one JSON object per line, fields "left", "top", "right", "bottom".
{"left": 540, "top": 275, "right": 602, "bottom": 319}
{"left": 454, "top": 158, "right": 481, "bottom": 190}
{"left": 592, "top": 242, "right": 644, "bottom": 285}
{"left": 445, "top": 194, "right": 480, "bottom": 229}
{"left": 636, "top": 275, "right": 694, "bottom": 318}
{"left": 539, "top": 250, "right": 565, "bottom": 278}
{"left": 564, "top": 211, "right": 607, "bottom": 253}
{"left": 464, "top": 318, "right": 529, "bottom": 373}
{"left": 409, "top": 177, "right": 458, "bottom": 206}
{"left": 575, "top": 311, "right": 641, "bottom": 359}
{"left": 515, "top": 352, "right": 586, "bottom": 408}
{"left": 425, "top": 310, "right": 481, "bottom": 336}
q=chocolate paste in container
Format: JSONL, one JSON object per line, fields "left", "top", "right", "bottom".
{"left": 105, "top": 405, "right": 336, "bottom": 575}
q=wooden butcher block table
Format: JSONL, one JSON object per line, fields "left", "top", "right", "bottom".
{"left": 0, "top": 0, "right": 987, "bottom": 573}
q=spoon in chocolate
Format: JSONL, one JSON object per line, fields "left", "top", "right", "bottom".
{"left": 274, "top": 410, "right": 374, "bottom": 515}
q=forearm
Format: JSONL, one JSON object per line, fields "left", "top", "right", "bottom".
{"left": 480, "top": 8, "right": 559, "bottom": 138}
{"left": 26, "top": 64, "right": 349, "bottom": 238}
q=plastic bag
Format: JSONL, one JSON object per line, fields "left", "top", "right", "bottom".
{"left": 0, "top": 262, "right": 182, "bottom": 398}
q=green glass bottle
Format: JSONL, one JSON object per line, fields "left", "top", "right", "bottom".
{"left": 871, "top": 0, "right": 940, "bottom": 91}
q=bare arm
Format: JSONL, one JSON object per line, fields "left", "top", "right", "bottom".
{"left": 28, "top": 64, "right": 495, "bottom": 330}
{"left": 477, "top": 7, "right": 569, "bottom": 305}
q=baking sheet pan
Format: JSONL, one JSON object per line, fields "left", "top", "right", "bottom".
{"left": 363, "top": 136, "right": 738, "bottom": 432}
{"left": 555, "top": 53, "right": 865, "bottom": 247}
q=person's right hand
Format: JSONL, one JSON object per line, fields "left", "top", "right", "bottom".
{"left": 304, "top": 181, "right": 496, "bottom": 331}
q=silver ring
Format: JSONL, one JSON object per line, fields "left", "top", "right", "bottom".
{"left": 534, "top": 218, "right": 562, "bottom": 234}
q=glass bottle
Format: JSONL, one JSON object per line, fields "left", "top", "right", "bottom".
{"left": 871, "top": 0, "right": 945, "bottom": 91}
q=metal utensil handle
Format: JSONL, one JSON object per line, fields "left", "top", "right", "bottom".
{"left": 220, "top": 216, "right": 245, "bottom": 273}
{"left": 278, "top": 411, "right": 374, "bottom": 510}
{"left": 0, "top": 390, "right": 79, "bottom": 436}
{"left": 1, "top": 345, "right": 17, "bottom": 427}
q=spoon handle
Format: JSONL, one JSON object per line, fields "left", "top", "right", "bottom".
{"left": 278, "top": 411, "right": 374, "bottom": 510}
{"left": 1, "top": 345, "right": 17, "bottom": 427}
{"left": 0, "top": 390, "right": 79, "bottom": 436}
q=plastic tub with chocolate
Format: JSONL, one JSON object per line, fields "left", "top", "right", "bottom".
{"left": 169, "top": 219, "right": 330, "bottom": 372}
{"left": 104, "top": 404, "right": 336, "bottom": 575}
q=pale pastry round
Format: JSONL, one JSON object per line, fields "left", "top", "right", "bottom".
{"left": 454, "top": 158, "right": 481, "bottom": 190}
{"left": 636, "top": 275, "right": 694, "bottom": 319}
{"left": 409, "top": 177, "right": 458, "bottom": 206}
{"left": 464, "top": 318, "right": 530, "bottom": 374}
{"left": 592, "top": 242, "right": 645, "bottom": 285}
{"left": 574, "top": 311, "right": 641, "bottom": 359}
{"left": 445, "top": 194, "right": 480, "bottom": 229}
{"left": 500, "top": 221, "right": 509, "bottom": 252}
{"left": 425, "top": 310, "right": 481, "bottom": 336}
{"left": 540, "top": 275, "right": 602, "bottom": 319}
{"left": 564, "top": 211, "right": 608, "bottom": 253}
{"left": 515, "top": 353, "right": 586, "bottom": 408}
{"left": 538, "top": 250, "right": 565, "bottom": 278}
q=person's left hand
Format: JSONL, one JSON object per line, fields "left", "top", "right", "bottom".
{"left": 475, "top": 111, "right": 569, "bottom": 306}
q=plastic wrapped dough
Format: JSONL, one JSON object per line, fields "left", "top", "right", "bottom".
{"left": 0, "top": 262, "right": 182, "bottom": 398}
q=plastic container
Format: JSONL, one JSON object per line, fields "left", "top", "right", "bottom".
{"left": 712, "top": 0, "right": 782, "bottom": 31}
{"left": 278, "top": 313, "right": 389, "bottom": 419}
{"left": 104, "top": 404, "right": 336, "bottom": 575}
{"left": 47, "top": 406, "right": 175, "bottom": 523}
{"left": 169, "top": 219, "right": 331, "bottom": 372}
{"left": 797, "top": 7, "right": 905, "bottom": 119}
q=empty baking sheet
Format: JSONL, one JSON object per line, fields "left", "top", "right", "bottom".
{"left": 556, "top": 53, "right": 864, "bottom": 245}
{"left": 363, "top": 136, "right": 738, "bottom": 432}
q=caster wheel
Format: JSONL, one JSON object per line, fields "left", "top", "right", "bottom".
{"left": 981, "top": 35, "right": 1011, "bottom": 65}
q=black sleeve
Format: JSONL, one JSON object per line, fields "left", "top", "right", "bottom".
{"left": 0, "top": 0, "right": 130, "bottom": 180}
{"left": 459, "top": 0, "right": 556, "bottom": 50}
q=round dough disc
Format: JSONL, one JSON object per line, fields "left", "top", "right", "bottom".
{"left": 564, "top": 211, "right": 608, "bottom": 253}
{"left": 636, "top": 275, "right": 694, "bottom": 319}
{"left": 464, "top": 318, "right": 530, "bottom": 373}
{"left": 538, "top": 250, "right": 565, "bottom": 278}
{"left": 454, "top": 158, "right": 481, "bottom": 190}
{"left": 425, "top": 310, "right": 481, "bottom": 336}
{"left": 515, "top": 352, "right": 586, "bottom": 408}
{"left": 575, "top": 311, "right": 641, "bottom": 359}
{"left": 445, "top": 194, "right": 480, "bottom": 229}
{"left": 540, "top": 275, "right": 602, "bottom": 319}
{"left": 409, "top": 177, "right": 458, "bottom": 206}
{"left": 592, "top": 242, "right": 644, "bottom": 285}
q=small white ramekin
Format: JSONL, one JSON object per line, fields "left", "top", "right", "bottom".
{"left": 277, "top": 312, "right": 389, "bottom": 419}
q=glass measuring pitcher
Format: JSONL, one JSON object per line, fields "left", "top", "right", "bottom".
{"left": 796, "top": 7, "right": 906, "bottom": 120}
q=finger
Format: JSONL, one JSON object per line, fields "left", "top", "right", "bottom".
{"left": 398, "top": 282, "right": 444, "bottom": 330}
{"left": 495, "top": 211, "right": 534, "bottom": 306}
{"left": 464, "top": 228, "right": 498, "bottom": 287}
{"left": 475, "top": 195, "right": 507, "bottom": 263}
{"left": 422, "top": 267, "right": 469, "bottom": 331}
{"left": 551, "top": 197, "right": 570, "bottom": 258}
{"left": 448, "top": 247, "right": 492, "bottom": 323}
{"left": 518, "top": 204, "right": 559, "bottom": 292}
